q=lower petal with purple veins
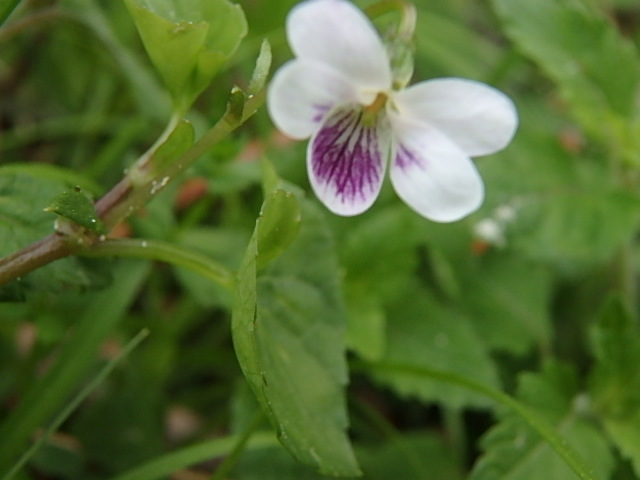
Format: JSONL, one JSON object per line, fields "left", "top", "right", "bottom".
{"left": 308, "top": 105, "right": 391, "bottom": 216}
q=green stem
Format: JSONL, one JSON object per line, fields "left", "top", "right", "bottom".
{"left": 80, "top": 238, "right": 235, "bottom": 291}
{"left": 95, "top": 88, "right": 265, "bottom": 232}
{"left": 0, "top": 234, "right": 71, "bottom": 286}
{"left": 2, "top": 329, "right": 150, "bottom": 480}
{"left": 0, "top": 88, "right": 265, "bottom": 288}
{"left": 367, "top": 363, "right": 599, "bottom": 480}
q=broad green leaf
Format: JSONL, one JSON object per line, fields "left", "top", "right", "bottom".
{"left": 124, "top": 0, "right": 247, "bottom": 110}
{"left": 589, "top": 297, "right": 640, "bottom": 475}
{"left": 232, "top": 191, "right": 360, "bottom": 476}
{"left": 45, "top": 187, "right": 104, "bottom": 234}
{"left": 471, "top": 362, "right": 614, "bottom": 480}
{"left": 490, "top": 0, "right": 640, "bottom": 155}
{"left": 372, "top": 281, "right": 500, "bottom": 409}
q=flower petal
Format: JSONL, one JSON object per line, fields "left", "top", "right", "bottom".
{"left": 389, "top": 113, "right": 484, "bottom": 222}
{"left": 287, "top": 0, "right": 391, "bottom": 96}
{"left": 308, "top": 105, "right": 390, "bottom": 216}
{"left": 267, "top": 59, "right": 361, "bottom": 139}
{"left": 393, "top": 78, "right": 518, "bottom": 156}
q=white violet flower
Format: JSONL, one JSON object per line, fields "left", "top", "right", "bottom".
{"left": 267, "top": 0, "right": 518, "bottom": 222}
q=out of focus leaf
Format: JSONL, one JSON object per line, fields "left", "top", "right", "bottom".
{"left": 512, "top": 188, "right": 640, "bottom": 272}
{"left": 372, "top": 281, "right": 500, "bottom": 409}
{"left": 471, "top": 362, "right": 614, "bottom": 480}
{"left": 337, "top": 206, "right": 423, "bottom": 360}
{"left": 232, "top": 191, "right": 359, "bottom": 476}
{"left": 235, "top": 433, "right": 462, "bottom": 480}
{"left": 124, "top": 0, "right": 247, "bottom": 110}
{"left": 462, "top": 254, "right": 552, "bottom": 355}
{"left": 491, "top": 0, "right": 640, "bottom": 154}
{"left": 589, "top": 297, "right": 640, "bottom": 475}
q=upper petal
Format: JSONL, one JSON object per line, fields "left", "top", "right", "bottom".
{"left": 287, "top": 0, "right": 392, "bottom": 93}
{"left": 393, "top": 78, "right": 518, "bottom": 156}
{"left": 389, "top": 112, "right": 484, "bottom": 222}
{"left": 308, "top": 105, "right": 391, "bottom": 216}
{"left": 267, "top": 59, "right": 361, "bottom": 139}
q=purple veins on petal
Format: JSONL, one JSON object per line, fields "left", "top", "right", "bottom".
{"left": 312, "top": 104, "right": 332, "bottom": 123}
{"left": 309, "top": 105, "right": 389, "bottom": 214}
{"left": 395, "top": 143, "right": 426, "bottom": 171}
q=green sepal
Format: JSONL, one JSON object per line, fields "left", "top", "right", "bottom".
{"left": 45, "top": 187, "right": 104, "bottom": 234}
{"left": 247, "top": 40, "right": 272, "bottom": 96}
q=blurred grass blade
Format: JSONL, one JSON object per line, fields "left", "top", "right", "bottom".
{"left": 0, "top": 0, "right": 20, "bottom": 26}
{"left": 111, "top": 432, "right": 277, "bottom": 480}
{"left": 0, "top": 260, "right": 150, "bottom": 471}
{"left": 2, "top": 329, "right": 150, "bottom": 480}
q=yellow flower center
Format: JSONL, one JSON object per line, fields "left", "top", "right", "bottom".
{"left": 362, "top": 93, "right": 388, "bottom": 126}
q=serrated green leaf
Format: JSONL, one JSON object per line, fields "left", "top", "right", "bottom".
{"left": 372, "top": 282, "right": 500, "bottom": 409}
{"left": 589, "top": 297, "right": 640, "bottom": 475}
{"left": 45, "top": 187, "right": 104, "bottom": 233}
{"left": 490, "top": 0, "right": 640, "bottom": 150}
{"left": 471, "top": 362, "right": 614, "bottom": 480}
{"left": 124, "top": 0, "right": 247, "bottom": 110}
{"left": 232, "top": 193, "right": 359, "bottom": 476}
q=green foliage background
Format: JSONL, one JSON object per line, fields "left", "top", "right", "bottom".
{"left": 1, "top": 0, "right": 640, "bottom": 479}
